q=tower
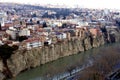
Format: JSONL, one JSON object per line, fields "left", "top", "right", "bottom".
{"left": 0, "top": 11, "right": 7, "bottom": 29}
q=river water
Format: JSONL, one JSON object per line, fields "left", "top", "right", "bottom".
{"left": 10, "top": 43, "right": 120, "bottom": 80}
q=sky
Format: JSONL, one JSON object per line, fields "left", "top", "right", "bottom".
{"left": 0, "top": 0, "right": 120, "bottom": 9}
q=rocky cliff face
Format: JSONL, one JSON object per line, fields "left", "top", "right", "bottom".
{"left": 5, "top": 35, "right": 106, "bottom": 77}
{"left": 0, "top": 28, "right": 120, "bottom": 79}
{"left": 0, "top": 60, "right": 5, "bottom": 80}
{"left": 7, "top": 38, "right": 85, "bottom": 77}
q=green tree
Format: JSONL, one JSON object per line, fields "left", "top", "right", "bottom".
{"left": 0, "top": 44, "right": 18, "bottom": 78}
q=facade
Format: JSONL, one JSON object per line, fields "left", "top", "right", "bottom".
{"left": 43, "top": 27, "right": 52, "bottom": 32}
{"left": 0, "top": 12, "right": 7, "bottom": 27}
{"left": 26, "top": 41, "right": 42, "bottom": 50}
{"left": 44, "top": 38, "right": 52, "bottom": 45}
{"left": 24, "top": 38, "right": 43, "bottom": 50}
{"left": 6, "top": 29, "right": 17, "bottom": 40}
{"left": 19, "top": 28, "right": 30, "bottom": 36}
{"left": 0, "top": 40, "right": 3, "bottom": 45}
{"left": 56, "top": 32, "right": 67, "bottom": 40}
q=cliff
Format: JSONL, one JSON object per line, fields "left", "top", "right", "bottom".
{"left": 0, "top": 28, "right": 120, "bottom": 79}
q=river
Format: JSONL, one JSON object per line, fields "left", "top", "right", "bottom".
{"left": 10, "top": 43, "right": 120, "bottom": 80}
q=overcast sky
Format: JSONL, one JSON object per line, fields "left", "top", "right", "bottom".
{"left": 0, "top": 0, "right": 120, "bottom": 9}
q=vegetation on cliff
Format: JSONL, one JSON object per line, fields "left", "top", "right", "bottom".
{"left": 0, "top": 44, "right": 18, "bottom": 78}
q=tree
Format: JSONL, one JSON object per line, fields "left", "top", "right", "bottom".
{"left": 20, "top": 21, "right": 23, "bottom": 25}
{"left": 18, "top": 36, "right": 28, "bottom": 42}
{"left": 62, "top": 23, "right": 67, "bottom": 28}
{"left": 43, "top": 22, "right": 47, "bottom": 28}
{"left": 37, "top": 21, "right": 40, "bottom": 24}
{"left": 0, "top": 44, "right": 18, "bottom": 78}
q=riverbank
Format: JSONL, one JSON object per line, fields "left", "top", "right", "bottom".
{"left": 77, "top": 44, "right": 120, "bottom": 80}
{"left": 11, "top": 42, "right": 120, "bottom": 80}
{"left": 0, "top": 27, "right": 120, "bottom": 80}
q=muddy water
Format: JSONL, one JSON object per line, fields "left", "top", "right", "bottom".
{"left": 11, "top": 43, "right": 120, "bottom": 80}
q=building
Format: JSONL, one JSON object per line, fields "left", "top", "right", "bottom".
{"left": 0, "top": 40, "right": 3, "bottom": 45}
{"left": 6, "top": 29, "right": 17, "bottom": 40}
{"left": 56, "top": 32, "right": 67, "bottom": 40}
{"left": 0, "top": 12, "right": 7, "bottom": 29}
{"left": 19, "top": 28, "right": 30, "bottom": 36}
{"left": 23, "top": 38, "right": 43, "bottom": 50}
{"left": 44, "top": 38, "right": 52, "bottom": 45}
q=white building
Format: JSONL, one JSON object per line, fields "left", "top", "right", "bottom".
{"left": 56, "top": 33, "right": 67, "bottom": 40}
{"left": 77, "top": 22, "right": 89, "bottom": 26}
{"left": 6, "top": 29, "right": 17, "bottom": 40}
{"left": 24, "top": 38, "right": 43, "bottom": 50}
{"left": 9, "top": 27, "right": 16, "bottom": 31}
{"left": 0, "top": 40, "right": 3, "bottom": 45}
{"left": 44, "top": 27, "right": 52, "bottom": 32}
{"left": 45, "top": 38, "right": 52, "bottom": 45}
{"left": 19, "top": 28, "right": 30, "bottom": 36}
{"left": 27, "top": 41, "right": 42, "bottom": 49}
{"left": 0, "top": 12, "right": 7, "bottom": 27}
{"left": 27, "top": 25, "right": 35, "bottom": 30}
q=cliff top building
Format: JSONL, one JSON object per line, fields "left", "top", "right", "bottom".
{"left": 0, "top": 11, "right": 7, "bottom": 30}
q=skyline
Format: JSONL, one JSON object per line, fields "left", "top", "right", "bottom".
{"left": 0, "top": 0, "right": 120, "bottom": 9}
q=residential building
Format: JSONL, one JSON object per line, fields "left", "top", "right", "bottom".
{"left": 19, "top": 28, "right": 30, "bottom": 36}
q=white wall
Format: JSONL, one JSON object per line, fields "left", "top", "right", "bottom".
{"left": 56, "top": 33, "right": 67, "bottom": 40}
{"left": 26, "top": 41, "right": 42, "bottom": 49}
{"left": 19, "top": 29, "right": 30, "bottom": 36}
{"left": 6, "top": 30, "right": 16, "bottom": 40}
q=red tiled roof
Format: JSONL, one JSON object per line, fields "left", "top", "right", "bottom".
{"left": 5, "top": 23, "right": 13, "bottom": 27}
{"left": 24, "top": 37, "right": 46, "bottom": 43}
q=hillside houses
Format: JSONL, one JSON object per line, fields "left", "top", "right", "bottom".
{"left": 0, "top": 7, "right": 118, "bottom": 50}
